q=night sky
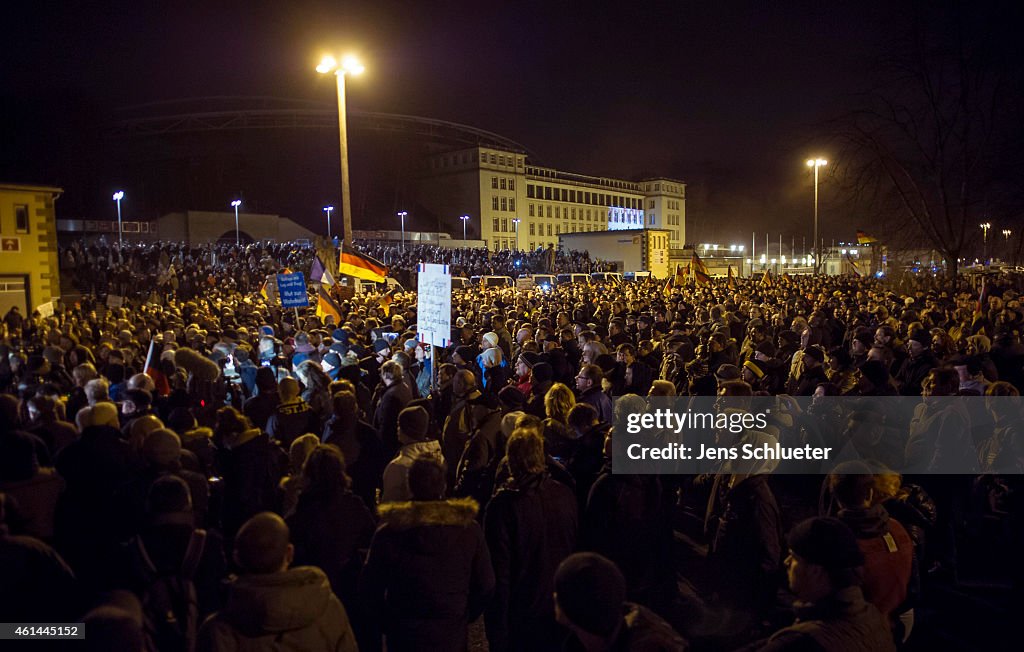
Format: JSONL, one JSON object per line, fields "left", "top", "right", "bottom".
{"left": 1, "top": 1, "right": 1014, "bottom": 244}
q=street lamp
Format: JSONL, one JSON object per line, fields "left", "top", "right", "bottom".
{"left": 398, "top": 211, "right": 408, "bottom": 251}
{"left": 112, "top": 191, "right": 124, "bottom": 261}
{"left": 231, "top": 200, "right": 242, "bottom": 246}
{"left": 317, "top": 54, "right": 364, "bottom": 246}
{"left": 806, "top": 158, "right": 827, "bottom": 274}
{"left": 324, "top": 206, "right": 334, "bottom": 239}
{"left": 980, "top": 222, "right": 991, "bottom": 262}
{"left": 512, "top": 218, "right": 521, "bottom": 250}
{"left": 460, "top": 215, "right": 470, "bottom": 249}
{"left": 1004, "top": 229, "right": 1014, "bottom": 266}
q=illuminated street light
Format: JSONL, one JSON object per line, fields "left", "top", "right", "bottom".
{"left": 460, "top": 215, "right": 470, "bottom": 249}
{"left": 397, "top": 211, "right": 408, "bottom": 251}
{"left": 806, "top": 158, "right": 827, "bottom": 274}
{"left": 231, "top": 200, "right": 242, "bottom": 246}
{"left": 317, "top": 53, "right": 364, "bottom": 245}
{"left": 980, "top": 222, "right": 991, "bottom": 262}
{"left": 512, "top": 218, "right": 521, "bottom": 250}
{"left": 324, "top": 206, "right": 334, "bottom": 239}
{"left": 112, "top": 191, "right": 125, "bottom": 261}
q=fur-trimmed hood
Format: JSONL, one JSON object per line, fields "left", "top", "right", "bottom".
{"left": 377, "top": 498, "right": 479, "bottom": 530}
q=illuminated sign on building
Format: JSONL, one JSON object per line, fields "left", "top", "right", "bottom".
{"left": 606, "top": 207, "right": 644, "bottom": 231}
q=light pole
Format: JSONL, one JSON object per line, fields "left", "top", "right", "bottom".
{"left": 324, "top": 206, "right": 334, "bottom": 239}
{"left": 806, "top": 158, "right": 827, "bottom": 274}
{"left": 317, "top": 54, "right": 364, "bottom": 246}
{"left": 980, "top": 222, "right": 991, "bottom": 263}
{"left": 1003, "top": 229, "right": 1012, "bottom": 265}
{"left": 112, "top": 191, "right": 124, "bottom": 261}
{"left": 231, "top": 200, "right": 242, "bottom": 246}
{"left": 398, "top": 211, "right": 408, "bottom": 251}
{"left": 460, "top": 215, "right": 470, "bottom": 249}
{"left": 512, "top": 218, "right": 521, "bottom": 250}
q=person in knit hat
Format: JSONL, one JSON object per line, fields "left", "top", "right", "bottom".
{"left": 751, "top": 517, "right": 896, "bottom": 652}
{"left": 554, "top": 552, "right": 685, "bottom": 651}
{"left": 381, "top": 406, "right": 442, "bottom": 503}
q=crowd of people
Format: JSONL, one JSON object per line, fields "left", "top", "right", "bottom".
{"left": 0, "top": 238, "right": 1021, "bottom": 651}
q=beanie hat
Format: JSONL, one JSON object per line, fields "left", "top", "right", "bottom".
{"left": 89, "top": 402, "right": 121, "bottom": 430}
{"left": 787, "top": 517, "right": 864, "bottom": 571}
{"left": 743, "top": 360, "right": 765, "bottom": 379}
{"left": 373, "top": 338, "right": 392, "bottom": 355}
{"left": 755, "top": 340, "right": 774, "bottom": 356}
{"left": 554, "top": 553, "right": 626, "bottom": 637}
{"left": 501, "top": 411, "right": 525, "bottom": 438}
{"left": 715, "top": 364, "right": 742, "bottom": 382}
{"left": 531, "top": 361, "right": 553, "bottom": 384}
{"left": 259, "top": 325, "right": 275, "bottom": 337}
{"left": 519, "top": 351, "right": 542, "bottom": 368}
{"left": 454, "top": 345, "right": 475, "bottom": 363}
{"left": 331, "top": 328, "right": 349, "bottom": 344}
{"left": 482, "top": 332, "right": 500, "bottom": 348}
{"left": 142, "top": 428, "right": 182, "bottom": 467}
{"left": 858, "top": 360, "right": 889, "bottom": 388}
{"left": 498, "top": 386, "right": 527, "bottom": 411}
{"left": 908, "top": 329, "right": 931, "bottom": 346}
{"left": 802, "top": 345, "right": 825, "bottom": 363}
{"left": 853, "top": 330, "right": 874, "bottom": 348}
{"left": 398, "top": 406, "right": 430, "bottom": 442}
{"left": 321, "top": 352, "right": 342, "bottom": 372}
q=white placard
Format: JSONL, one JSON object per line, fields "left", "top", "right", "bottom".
{"left": 416, "top": 263, "right": 452, "bottom": 347}
{"left": 36, "top": 301, "right": 54, "bottom": 318}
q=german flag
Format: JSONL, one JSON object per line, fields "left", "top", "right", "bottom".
{"left": 675, "top": 263, "right": 689, "bottom": 287}
{"left": 379, "top": 290, "right": 395, "bottom": 317}
{"left": 691, "top": 252, "right": 711, "bottom": 284}
{"left": 760, "top": 270, "right": 773, "bottom": 287}
{"left": 856, "top": 230, "right": 879, "bottom": 244}
{"left": 727, "top": 265, "right": 736, "bottom": 290}
{"left": 338, "top": 246, "right": 387, "bottom": 283}
{"left": 316, "top": 285, "right": 343, "bottom": 323}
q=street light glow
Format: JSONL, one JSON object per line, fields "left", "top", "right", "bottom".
{"left": 112, "top": 191, "right": 124, "bottom": 201}
{"left": 231, "top": 200, "right": 241, "bottom": 207}
{"left": 316, "top": 55, "right": 337, "bottom": 74}
{"left": 317, "top": 54, "right": 364, "bottom": 76}
{"left": 324, "top": 206, "right": 334, "bottom": 212}
{"left": 806, "top": 158, "right": 827, "bottom": 167}
{"left": 342, "top": 55, "right": 364, "bottom": 75}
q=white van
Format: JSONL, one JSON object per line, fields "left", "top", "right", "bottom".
{"left": 591, "top": 272, "right": 623, "bottom": 284}
{"left": 556, "top": 273, "right": 591, "bottom": 285}
{"left": 470, "top": 275, "right": 515, "bottom": 287}
{"left": 352, "top": 277, "right": 405, "bottom": 294}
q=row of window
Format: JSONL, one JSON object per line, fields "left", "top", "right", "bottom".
{"left": 490, "top": 176, "right": 517, "bottom": 191}
{"left": 526, "top": 184, "right": 641, "bottom": 210}
{"left": 647, "top": 182, "right": 683, "bottom": 194}
{"left": 490, "top": 197, "right": 517, "bottom": 212}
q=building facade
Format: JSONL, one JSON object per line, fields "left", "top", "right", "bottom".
{"left": 414, "top": 146, "right": 686, "bottom": 252}
{"left": 0, "top": 183, "right": 62, "bottom": 318}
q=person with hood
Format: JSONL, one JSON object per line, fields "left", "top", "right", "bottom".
{"left": 362, "top": 455, "right": 495, "bottom": 652}
{"left": 525, "top": 361, "right": 554, "bottom": 420}
{"left": 825, "top": 462, "right": 914, "bottom": 631}
{"left": 484, "top": 427, "right": 578, "bottom": 652}
{"left": 372, "top": 359, "right": 413, "bottom": 457}
{"left": 214, "top": 407, "right": 284, "bottom": 538}
{"left": 197, "top": 512, "right": 358, "bottom": 652}
{"left": 554, "top": 553, "right": 686, "bottom": 652}
{"left": 242, "top": 367, "right": 280, "bottom": 432}
{"left": 322, "top": 390, "right": 388, "bottom": 509}
{"left": 479, "top": 346, "right": 511, "bottom": 397}
{"left": 740, "top": 517, "right": 896, "bottom": 652}
{"left": 295, "top": 360, "right": 332, "bottom": 425}
{"left": 381, "top": 406, "right": 444, "bottom": 503}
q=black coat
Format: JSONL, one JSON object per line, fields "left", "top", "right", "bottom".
{"left": 484, "top": 473, "right": 578, "bottom": 652}
{"left": 361, "top": 498, "right": 494, "bottom": 652}
{"left": 322, "top": 416, "right": 389, "bottom": 509}
{"left": 373, "top": 381, "right": 412, "bottom": 456}
{"left": 217, "top": 429, "right": 284, "bottom": 537}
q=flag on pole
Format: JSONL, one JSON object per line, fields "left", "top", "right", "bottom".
{"left": 338, "top": 246, "right": 387, "bottom": 283}
{"left": 691, "top": 252, "right": 711, "bottom": 284}
{"left": 856, "top": 230, "right": 879, "bottom": 244}
{"left": 760, "top": 270, "right": 773, "bottom": 287}
{"left": 727, "top": 265, "right": 736, "bottom": 290}
{"left": 258, "top": 278, "right": 269, "bottom": 301}
{"left": 310, "top": 255, "right": 336, "bottom": 287}
{"left": 844, "top": 253, "right": 862, "bottom": 277}
{"left": 675, "top": 263, "right": 688, "bottom": 287}
{"left": 316, "top": 285, "right": 343, "bottom": 323}
{"left": 379, "top": 290, "right": 395, "bottom": 317}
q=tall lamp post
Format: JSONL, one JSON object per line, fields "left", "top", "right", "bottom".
{"left": 317, "top": 54, "right": 364, "bottom": 246}
{"left": 980, "top": 222, "right": 991, "bottom": 263}
{"left": 231, "top": 200, "right": 242, "bottom": 246}
{"left": 512, "top": 218, "right": 521, "bottom": 251}
{"left": 806, "top": 158, "right": 827, "bottom": 274}
{"left": 398, "top": 211, "right": 408, "bottom": 251}
{"left": 460, "top": 215, "right": 470, "bottom": 249}
{"left": 324, "top": 206, "right": 334, "bottom": 239}
{"left": 112, "top": 191, "right": 125, "bottom": 261}
{"left": 1003, "top": 229, "right": 1012, "bottom": 265}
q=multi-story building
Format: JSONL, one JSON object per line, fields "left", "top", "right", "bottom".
{"left": 0, "top": 183, "right": 62, "bottom": 317}
{"left": 414, "top": 146, "right": 685, "bottom": 251}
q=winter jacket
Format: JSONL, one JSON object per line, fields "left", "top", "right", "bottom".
{"left": 836, "top": 505, "right": 914, "bottom": 621}
{"left": 372, "top": 381, "right": 413, "bottom": 456}
{"left": 322, "top": 416, "right": 389, "bottom": 508}
{"left": 895, "top": 352, "right": 937, "bottom": 396}
{"left": 906, "top": 400, "right": 977, "bottom": 473}
{"left": 484, "top": 473, "right": 578, "bottom": 652}
{"left": 562, "top": 602, "right": 687, "bottom": 652}
{"left": 266, "top": 398, "right": 319, "bottom": 449}
{"left": 287, "top": 489, "right": 375, "bottom": 606}
{"left": 197, "top": 566, "right": 357, "bottom": 652}
{"left": 742, "top": 586, "right": 895, "bottom": 652}
{"left": 361, "top": 498, "right": 495, "bottom": 652}
{"left": 578, "top": 386, "right": 613, "bottom": 425}
{"left": 217, "top": 429, "right": 283, "bottom": 537}
{"left": 381, "top": 439, "right": 444, "bottom": 503}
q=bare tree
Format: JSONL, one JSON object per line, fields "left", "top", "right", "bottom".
{"left": 829, "top": 3, "right": 1024, "bottom": 277}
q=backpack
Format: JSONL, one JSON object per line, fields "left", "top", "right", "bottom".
{"left": 130, "top": 529, "right": 207, "bottom": 652}
{"left": 454, "top": 407, "right": 505, "bottom": 509}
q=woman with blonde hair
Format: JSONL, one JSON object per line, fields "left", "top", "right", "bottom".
{"left": 543, "top": 383, "right": 577, "bottom": 461}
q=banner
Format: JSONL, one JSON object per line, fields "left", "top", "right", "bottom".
{"left": 276, "top": 272, "right": 309, "bottom": 308}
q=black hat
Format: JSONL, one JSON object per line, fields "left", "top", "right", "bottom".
{"left": 531, "top": 362, "right": 553, "bottom": 384}
{"left": 787, "top": 517, "right": 864, "bottom": 571}
{"left": 554, "top": 553, "right": 626, "bottom": 637}
{"left": 858, "top": 360, "right": 889, "bottom": 388}
{"left": 373, "top": 338, "right": 391, "bottom": 354}
{"left": 802, "top": 345, "right": 826, "bottom": 363}
{"left": 908, "top": 330, "right": 931, "bottom": 346}
{"left": 454, "top": 345, "right": 475, "bottom": 363}
{"left": 498, "top": 386, "right": 527, "bottom": 410}
{"left": 398, "top": 406, "right": 430, "bottom": 442}
{"left": 715, "top": 364, "right": 742, "bottom": 381}
{"left": 519, "top": 351, "right": 542, "bottom": 368}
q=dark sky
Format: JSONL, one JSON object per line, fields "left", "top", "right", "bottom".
{"left": 0, "top": 1, "right": 950, "bottom": 243}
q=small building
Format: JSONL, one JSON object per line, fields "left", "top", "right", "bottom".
{"left": 559, "top": 229, "right": 672, "bottom": 278}
{"left": 0, "top": 183, "right": 62, "bottom": 318}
